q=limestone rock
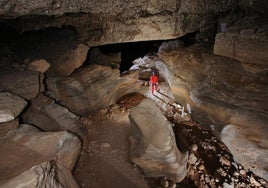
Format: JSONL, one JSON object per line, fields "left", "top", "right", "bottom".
{"left": 22, "top": 94, "right": 87, "bottom": 138}
{"left": 221, "top": 124, "right": 268, "bottom": 181}
{"left": 52, "top": 43, "right": 89, "bottom": 77}
{"left": 0, "top": 124, "right": 81, "bottom": 187}
{"left": 129, "top": 99, "right": 188, "bottom": 182}
{"left": 0, "top": 118, "right": 19, "bottom": 136}
{"left": 0, "top": 92, "right": 27, "bottom": 123}
{"left": 26, "top": 58, "right": 50, "bottom": 73}
{"left": 214, "top": 16, "right": 268, "bottom": 65}
{"left": 0, "top": 70, "right": 44, "bottom": 100}
{"left": 46, "top": 64, "right": 140, "bottom": 116}
{"left": 159, "top": 45, "right": 268, "bottom": 134}
{"left": 0, "top": 1, "right": 237, "bottom": 46}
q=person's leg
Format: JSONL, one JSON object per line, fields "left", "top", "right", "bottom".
{"left": 155, "top": 83, "right": 159, "bottom": 92}
{"left": 151, "top": 83, "right": 155, "bottom": 94}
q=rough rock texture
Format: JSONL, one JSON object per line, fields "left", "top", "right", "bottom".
{"left": 51, "top": 43, "right": 89, "bottom": 77}
{"left": 46, "top": 64, "right": 140, "bottom": 116}
{"left": 0, "top": 124, "right": 81, "bottom": 187}
{"left": 0, "top": 92, "right": 27, "bottom": 123}
{"left": 0, "top": 0, "right": 237, "bottom": 46}
{"left": 22, "top": 94, "right": 87, "bottom": 138}
{"left": 214, "top": 16, "right": 268, "bottom": 65}
{"left": 0, "top": 70, "right": 44, "bottom": 100}
{"left": 221, "top": 124, "right": 268, "bottom": 180}
{"left": 129, "top": 98, "right": 188, "bottom": 182}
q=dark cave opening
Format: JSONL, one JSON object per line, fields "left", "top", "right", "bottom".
{"left": 88, "top": 40, "right": 163, "bottom": 73}
{"left": 86, "top": 32, "right": 200, "bottom": 73}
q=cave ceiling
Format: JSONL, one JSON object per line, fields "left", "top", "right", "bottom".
{"left": 0, "top": 0, "right": 243, "bottom": 46}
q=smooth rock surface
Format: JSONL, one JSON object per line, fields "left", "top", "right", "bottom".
{"left": 221, "top": 124, "right": 268, "bottom": 180}
{"left": 46, "top": 64, "right": 140, "bottom": 116}
{"left": 52, "top": 43, "right": 89, "bottom": 77}
{"left": 26, "top": 58, "right": 50, "bottom": 73}
{"left": 0, "top": 92, "right": 27, "bottom": 123}
{"left": 129, "top": 98, "right": 188, "bottom": 182}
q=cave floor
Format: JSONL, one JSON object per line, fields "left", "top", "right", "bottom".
{"left": 73, "top": 82, "right": 267, "bottom": 187}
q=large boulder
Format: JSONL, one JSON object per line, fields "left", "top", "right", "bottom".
{"left": 0, "top": 124, "right": 81, "bottom": 187}
{"left": 51, "top": 43, "right": 89, "bottom": 77}
{"left": 0, "top": 92, "right": 27, "bottom": 123}
{"left": 46, "top": 64, "right": 140, "bottom": 116}
{"left": 221, "top": 124, "right": 268, "bottom": 181}
{"left": 0, "top": 70, "right": 44, "bottom": 100}
{"left": 129, "top": 99, "right": 188, "bottom": 182}
{"left": 22, "top": 94, "right": 87, "bottom": 138}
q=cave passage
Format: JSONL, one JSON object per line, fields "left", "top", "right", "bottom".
{"left": 96, "top": 40, "right": 162, "bottom": 72}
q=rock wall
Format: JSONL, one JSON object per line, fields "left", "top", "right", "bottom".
{"left": 214, "top": 16, "right": 268, "bottom": 65}
{"left": 0, "top": 124, "right": 81, "bottom": 187}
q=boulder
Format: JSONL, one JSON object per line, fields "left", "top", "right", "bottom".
{"left": 26, "top": 58, "right": 50, "bottom": 73}
{"left": 0, "top": 92, "right": 27, "bottom": 123}
{"left": 46, "top": 64, "right": 140, "bottom": 116}
{"left": 22, "top": 94, "right": 87, "bottom": 138}
{"left": 129, "top": 99, "right": 188, "bottom": 182}
{"left": 221, "top": 124, "right": 268, "bottom": 181}
{"left": 0, "top": 119, "right": 19, "bottom": 135}
{"left": 52, "top": 43, "right": 89, "bottom": 77}
{"left": 0, "top": 70, "right": 44, "bottom": 100}
{"left": 0, "top": 124, "right": 81, "bottom": 187}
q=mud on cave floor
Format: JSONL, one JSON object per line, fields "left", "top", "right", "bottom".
{"left": 74, "top": 91, "right": 268, "bottom": 188}
{"left": 73, "top": 93, "right": 150, "bottom": 188}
